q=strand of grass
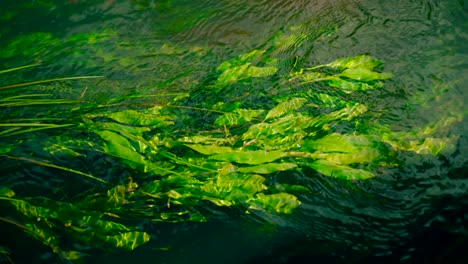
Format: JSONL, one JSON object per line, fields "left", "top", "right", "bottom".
{"left": 0, "top": 63, "right": 40, "bottom": 75}
{"left": 0, "top": 94, "right": 53, "bottom": 101}
{"left": 109, "top": 93, "right": 190, "bottom": 103}
{"left": 0, "top": 76, "right": 104, "bottom": 90}
{"left": 0, "top": 99, "right": 80, "bottom": 107}
{"left": 0, "top": 123, "right": 73, "bottom": 127}
{"left": 1, "top": 117, "right": 66, "bottom": 122}
{"left": 0, "top": 124, "right": 74, "bottom": 137}
{"left": 110, "top": 70, "right": 193, "bottom": 103}
{"left": 1, "top": 155, "right": 109, "bottom": 184}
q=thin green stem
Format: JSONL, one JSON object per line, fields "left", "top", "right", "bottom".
{"left": 1, "top": 155, "right": 109, "bottom": 184}
{"left": 0, "top": 76, "right": 104, "bottom": 90}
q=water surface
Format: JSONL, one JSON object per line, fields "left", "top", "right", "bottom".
{"left": 0, "top": 0, "right": 466, "bottom": 263}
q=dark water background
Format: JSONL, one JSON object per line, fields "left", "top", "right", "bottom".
{"left": 0, "top": 0, "right": 467, "bottom": 263}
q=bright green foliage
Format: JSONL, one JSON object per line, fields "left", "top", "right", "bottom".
{"left": 0, "top": 186, "right": 151, "bottom": 260}
{"left": 1, "top": 41, "right": 462, "bottom": 262}
{"left": 210, "top": 150, "right": 288, "bottom": 165}
{"left": 248, "top": 193, "right": 301, "bottom": 214}
{"left": 214, "top": 109, "right": 264, "bottom": 126}
{"left": 212, "top": 49, "right": 278, "bottom": 91}
{"left": 265, "top": 97, "right": 308, "bottom": 120}
{"left": 305, "top": 160, "right": 375, "bottom": 180}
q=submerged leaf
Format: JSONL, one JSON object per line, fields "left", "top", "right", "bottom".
{"left": 95, "top": 106, "right": 173, "bottom": 127}
{"left": 238, "top": 162, "right": 297, "bottom": 174}
{"left": 0, "top": 187, "right": 15, "bottom": 197}
{"left": 202, "top": 173, "right": 267, "bottom": 205}
{"left": 248, "top": 193, "right": 301, "bottom": 214}
{"left": 210, "top": 150, "right": 287, "bottom": 165}
{"left": 340, "top": 68, "right": 392, "bottom": 82}
{"left": 214, "top": 109, "right": 265, "bottom": 126}
{"left": 324, "top": 55, "right": 382, "bottom": 70}
{"left": 265, "top": 97, "right": 307, "bottom": 120}
{"left": 216, "top": 64, "right": 277, "bottom": 86}
{"left": 95, "top": 130, "right": 146, "bottom": 167}
{"left": 185, "top": 144, "right": 233, "bottom": 155}
{"left": 307, "top": 160, "right": 374, "bottom": 180}
{"left": 101, "top": 231, "right": 150, "bottom": 251}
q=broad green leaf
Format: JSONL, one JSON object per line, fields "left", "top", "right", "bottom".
{"left": 24, "top": 222, "right": 59, "bottom": 249}
{"left": 243, "top": 113, "right": 312, "bottom": 141}
{"left": 216, "top": 50, "right": 264, "bottom": 71}
{"left": 304, "top": 133, "right": 372, "bottom": 153}
{"left": 216, "top": 64, "right": 277, "bottom": 86}
{"left": 265, "top": 97, "right": 308, "bottom": 120}
{"left": 95, "top": 130, "right": 146, "bottom": 167}
{"left": 8, "top": 199, "right": 51, "bottom": 218}
{"left": 302, "top": 133, "right": 382, "bottom": 164}
{"left": 307, "top": 160, "right": 374, "bottom": 180}
{"left": 202, "top": 173, "right": 267, "bottom": 204}
{"left": 95, "top": 106, "right": 173, "bottom": 127}
{"left": 210, "top": 150, "right": 287, "bottom": 165}
{"left": 178, "top": 135, "right": 234, "bottom": 145}
{"left": 325, "top": 55, "right": 382, "bottom": 70}
{"left": 0, "top": 187, "right": 15, "bottom": 197}
{"left": 216, "top": 64, "right": 250, "bottom": 86}
{"left": 340, "top": 68, "right": 392, "bottom": 82}
{"left": 91, "top": 121, "right": 150, "bottom": 136}
{"left": 294, "top": 71, "right": 327, "bottom": 82}
{"left": 214, "top": 109, "right": 265, "bottom": 126}
{"left": 185, "top": 144, "right": 233, "bottom": 155}
{"left": 248, "top": 193, "right": 301, "bottom": 214}
{"left": 101, "top": 231, "right": 150, "bottom": 250}
{"left": 238, "top": 162, "right": 297, "bottom": 174}
{"left": 326, "top": 78, "right": 383, "bottom": 93}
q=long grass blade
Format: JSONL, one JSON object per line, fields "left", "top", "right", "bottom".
{"left": 0, "top": 63, "right": 40, "bottom": 75}
{"left": 0, "top": 76, "right": 104, "bottom": 90}
{"left": 1, "top": 155, "right": 109, "bottom": 184}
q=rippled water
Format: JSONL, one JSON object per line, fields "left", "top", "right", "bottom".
{"left": 1, "top": 0, "right": 467, "bottom": 263}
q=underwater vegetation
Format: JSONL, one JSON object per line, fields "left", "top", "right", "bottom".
{"left": 0, "top": 24, "right": 462, "bottom": 262}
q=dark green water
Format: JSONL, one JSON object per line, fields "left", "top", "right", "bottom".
{"left": 0, "top": 0, "right": 467, "bottom": 263}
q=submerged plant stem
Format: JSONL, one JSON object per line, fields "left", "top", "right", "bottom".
{"left": 1, "top": 155, "right": 109, "bottom": 184}
{"left": 0, "top": 76, "right": 104, "bottom": 90}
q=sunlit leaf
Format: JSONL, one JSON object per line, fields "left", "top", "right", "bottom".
{"left": 238, "top": 162, "right": 297, "bottom": 174}
{"left": 101, "top": 231, "right": 150, "bottom": 251}
{"left": 185, "top": 144, "right": 233, "bottom": 155}
{"left": 94, "top": 130, "right": 146, "bottom": 168}
{"left": 248, "top": 193, "right": 301, "bottom": 214}
{"left": 340, "top": 68, "right": 392, "bottom": 82}
{"left": 214, "top": 109, "right": 265, "bottom": 126}
{"left": 324, "top": 55, "right": 382, "bottom": 70}
{"left": 307, "top": 160, "right": 374, "bottom": 180}
{"left": 216, "top": 50, "right": 264, "bottom": 71}
{"left": 326, "top": 78, "right": 383, "bottom": 93}
{"left": 216, "top": 64, "right": 277, "bottom": 86}
{"left": 265, "top": 97, "right": 307, "bottom": 120}
{"left": 210, "top": 150, "right": 287, "bottom": 165}
{"left": 0, "top": 187, "right": 15, "bottom": 197}
{"left": 178, "top": 135, "right": 232, "bottom": 145}
{"left": 202, "top": 173, "right": 267, "bottom": 204}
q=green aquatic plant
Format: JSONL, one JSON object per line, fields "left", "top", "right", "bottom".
{"left": 0, "top": 38, "right": 462, "bottom": 262}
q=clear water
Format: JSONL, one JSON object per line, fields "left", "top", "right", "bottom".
{"left": 0, "top": 0, "right": 466, "bottom": 263}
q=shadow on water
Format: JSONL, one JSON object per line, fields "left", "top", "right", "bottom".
{"left": 0, "top": 0, "right": 467, "bottom": 263}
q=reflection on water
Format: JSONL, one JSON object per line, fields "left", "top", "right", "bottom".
{"left": 0, "top": 0, "right": 466, "bottom": 263}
